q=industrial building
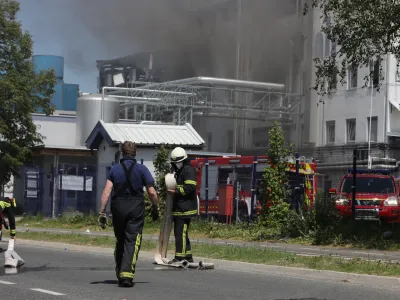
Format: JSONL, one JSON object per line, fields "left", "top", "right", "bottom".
{"left": 33, "top": 55, "right": 80, "bottom": 112}
{"left": 95, "top": 0, "right": 400, "bottom": 188}
{"left": 8, "top": 1, "right": 400, "bottom": 217}
{"left": 7, "top": 55, "right": 208, "bottom": 217}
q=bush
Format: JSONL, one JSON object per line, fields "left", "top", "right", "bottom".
{"left": 260, "top": 121, "right": 294, "bottom": 226}
{"left": 152, "top": 144, "right": 172, "bottom": 219}
{"left": 280, "top": 209, "right": 308, "bottom": 238}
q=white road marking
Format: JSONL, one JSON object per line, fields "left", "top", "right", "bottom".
{"left": 30, "top": 288, "right": 65, "bottom": 296}
{"left": 0, "top": 280, "right": 16, "bottom": 285}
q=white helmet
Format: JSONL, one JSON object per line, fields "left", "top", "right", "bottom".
{"left": 170, "top": 147, "right": 187, "bottom": 163}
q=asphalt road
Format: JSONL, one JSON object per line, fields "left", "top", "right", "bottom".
{"left": 0, "top": 241, "right": 400, "bottom": 300}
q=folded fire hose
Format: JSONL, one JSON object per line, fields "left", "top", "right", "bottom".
{"left": 4, "top": 239, "right": 25, "bottom": 268}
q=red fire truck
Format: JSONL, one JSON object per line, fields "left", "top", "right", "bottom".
{"left": 331, "top": 169, "right": 400, "bottom": 223}
{"left": 189, "top": 155, "right": 318, "bottom": 222}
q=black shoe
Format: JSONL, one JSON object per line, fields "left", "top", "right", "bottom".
{"left": 118, "top": 278, "right": 134, "bottom": 288}
{"left": 171, "top": 258, "right": 183, "bottom": 263}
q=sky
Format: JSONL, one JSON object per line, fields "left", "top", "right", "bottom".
{"left": 18, "top": 0, "right": 108, "bottom": 93}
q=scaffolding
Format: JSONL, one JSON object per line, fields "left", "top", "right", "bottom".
{"left": 101, "top": 76, "right": 303, "bottom": 125}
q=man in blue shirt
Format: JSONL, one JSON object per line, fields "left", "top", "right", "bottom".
{"left": 99, "top": 141, "right": 159, "bottom": 288}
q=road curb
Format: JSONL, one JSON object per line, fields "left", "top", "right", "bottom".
{"left": 2, "top": 237, "right": 400, "bottom": 291}
{"left": 17, "top": 227, "right": 400, "bottom": 262}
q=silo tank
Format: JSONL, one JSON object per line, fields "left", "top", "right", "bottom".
{"left": 32, "top": 55, "right": 64, "bottom": 80}
{"left": 75, "top": 94, "right": 120, "bottom": 147}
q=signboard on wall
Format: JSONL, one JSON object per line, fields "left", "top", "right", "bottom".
{"left": 58, "top": 175, "right": 93, "bottom": 191}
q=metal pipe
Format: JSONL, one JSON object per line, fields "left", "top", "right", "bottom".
{"left": 193, "top": 113, "right": 293, "bottom": 122}
{"left": 119, "top": 100, "right": 299, "bottom": 115}
{"left": 114, "top": 95, "right": 163, "bottom": 102}
{"left": 104, "top": 86, "right": 195, "bottom": 96}
{"left": 142, "top": 77, "right": 285, "bottom": 91}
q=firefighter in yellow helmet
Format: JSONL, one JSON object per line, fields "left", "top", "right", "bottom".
{"left": 167, "top": 147, "right": 198, "bottom": 263}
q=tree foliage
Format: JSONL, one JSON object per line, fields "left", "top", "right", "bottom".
{"left": 303, "top": 0, "right": 399, "bottom": 98}
{"left": 0, "top": 0, "right": 57, "bottom": 185}
{"left": 152, "top": 144, "right": 172, "bottom": 218}
{"left": 260, "top": 121, "right": 294, "bottom": 226}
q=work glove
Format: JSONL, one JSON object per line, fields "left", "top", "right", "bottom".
{"left": 98, "top": 211, "right": 108, "bottom": 229}
{"left": 151, "top": 205, "right": 159, "bottom": 222}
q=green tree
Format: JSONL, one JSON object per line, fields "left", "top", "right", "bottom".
{"left": 152, "top": 144, "right": 172, "bottom": 219}
{"left": 260, "top": 121, "right": 294, "bottom": 226}
{"left": 0, "top": 0, "right": 56, "bottom": 185}
{"left": 303, "top": 0, "right": 397, "bottom": 98}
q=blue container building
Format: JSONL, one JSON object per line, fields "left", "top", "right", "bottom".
{"left": 32, "top": 55, "right": 79, "bottom": 112}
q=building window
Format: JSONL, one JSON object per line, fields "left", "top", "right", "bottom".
{"left": 346, "top": 118, "right": 356, "bottom": 143}
{"left": 367, "top": 116, "right": 378, "bottom": 142}
{"left": 348, "top": 64, "right": 358, "bottom": 89}
{"left": 326, "top": 121, "right": 335, "bottom": 144}
{"left": 369, "top": 60, "right": 380, "bottom": 87}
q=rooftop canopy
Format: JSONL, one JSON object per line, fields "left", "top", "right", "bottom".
{"left": 86, "top": 120, "right": 205, "bottom": 149}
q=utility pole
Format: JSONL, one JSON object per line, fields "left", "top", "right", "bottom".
{"left": 233, "top": 0, "right": 242, "bottom": 154}
{"left": 367, "top": 61, "right": 374, "bottom": 169}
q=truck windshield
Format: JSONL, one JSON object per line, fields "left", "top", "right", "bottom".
{"left": 341, "top": 177, "right": 395, "bottom": 194}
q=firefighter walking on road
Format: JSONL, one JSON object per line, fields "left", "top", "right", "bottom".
{"left": 98, "top": 141, "right": 159, "bottom": 288}
{"left": 167, "top": 147, "right": 198, "bottom": 263}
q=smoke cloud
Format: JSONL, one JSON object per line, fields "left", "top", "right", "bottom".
{"left": 22, "top": 0, "right": 300, "bottom": 86}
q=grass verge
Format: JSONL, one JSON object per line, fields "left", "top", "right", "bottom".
{"left": 5, "top": 231, "right": 400, "bottom": 278}
{"left": 16, "top": 215, "right": 400, "bottom": 251}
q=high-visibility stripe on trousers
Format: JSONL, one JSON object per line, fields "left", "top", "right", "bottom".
{"left": 111, "top": 196, "right": 145, "bottom": 280}
{"left": 173, "top": 216, "right": 192, "bottom": 260}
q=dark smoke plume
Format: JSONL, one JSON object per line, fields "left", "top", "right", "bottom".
{"left": 25, "top": 0, "right": 300, "bottom": 85}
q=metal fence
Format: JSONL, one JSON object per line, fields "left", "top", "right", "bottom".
{"left": 22, "top": 158, "right": 152, "bottom": 217}
{"left": 23, "top": 163, "right": 98, "bottom": 217}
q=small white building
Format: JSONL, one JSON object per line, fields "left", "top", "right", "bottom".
{"left": 85, "top": 120, "right": 205, "bottom": 211}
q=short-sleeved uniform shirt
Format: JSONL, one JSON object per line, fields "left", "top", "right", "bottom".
{"left": 107, "top": 158, "right": 155, "bottom": 199}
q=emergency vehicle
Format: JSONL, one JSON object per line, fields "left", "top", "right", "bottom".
{"left": 189, "top": 155, "right": 317, "bottom": 222}
{"left": 331, "top": 169, "right": 400, "bottom": 223}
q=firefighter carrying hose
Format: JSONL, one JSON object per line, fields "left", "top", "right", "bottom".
{"left": 98, "top": 141, "right": 159, "bottom": 288}
{"left": 167, "top": 147, "right": 198, "bottom": 263}
{"left": 0, "top": 197, "right": 16, "bottom": 241}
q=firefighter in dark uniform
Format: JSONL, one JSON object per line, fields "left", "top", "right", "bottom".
{"left": 98, "top": 141, "right": 159, "bottom": 288}
{"left": 167, "top": 147, "right": 198, "bottom": 263}
{"left": 0, "top": 197, "right": 17, "bottom": 241}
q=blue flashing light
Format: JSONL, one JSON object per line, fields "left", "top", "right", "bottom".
{"left": 347, "top": 168, "right": 392, "bottom": 175}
